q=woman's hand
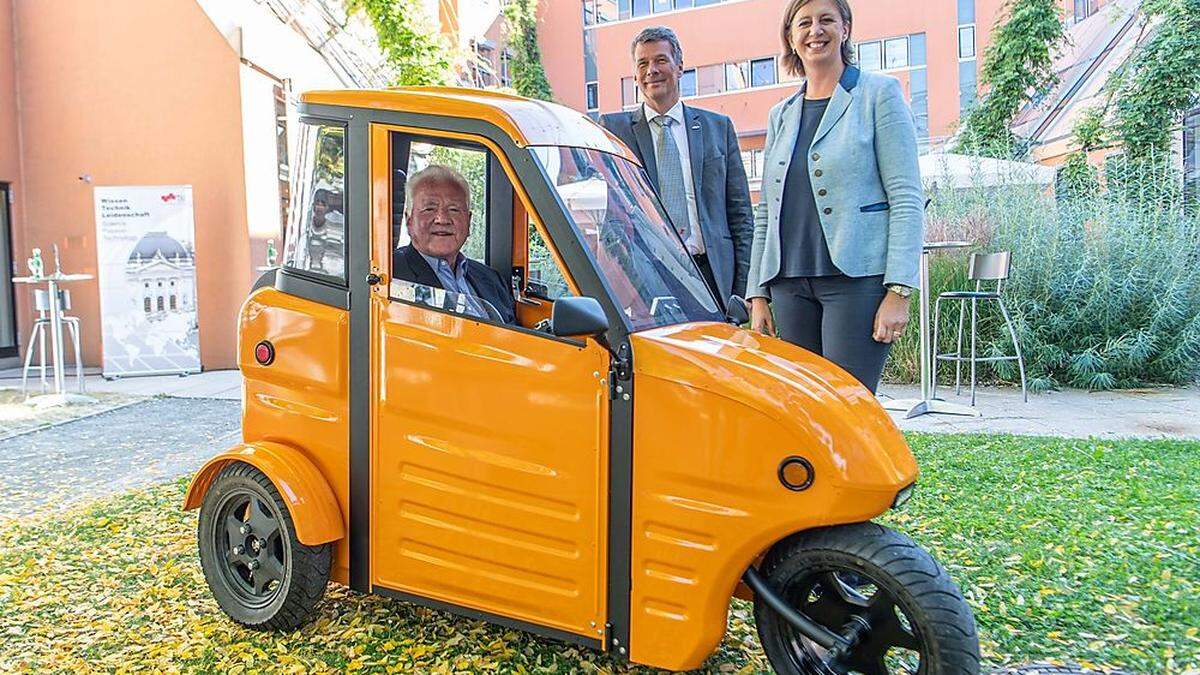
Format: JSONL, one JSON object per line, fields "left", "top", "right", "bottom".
{"left": 873, "top": 291, "right": 910, "bottom": 343}
{"left": 750, "top": 297, "right": 776, "bottom": 336}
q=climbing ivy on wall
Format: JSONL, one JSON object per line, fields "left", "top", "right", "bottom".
{"left": 502, "top": 0, "right": 554, "bottom": 101}
{"left": 347, "top": 0, "right": 452, "bottom": 86}
{"left": 1109, "top": 0, "right": 1200, "bottom": 162}
{"left": 956, "top": 0, "right": 1065, "bottom": 158}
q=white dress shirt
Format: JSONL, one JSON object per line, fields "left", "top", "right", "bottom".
{"left": 643, "top": 100, "right": 705, "bottom": 255}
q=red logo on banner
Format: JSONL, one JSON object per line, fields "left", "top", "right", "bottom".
{"left": 160, "top": 193, "right": 179, "bottom": 203}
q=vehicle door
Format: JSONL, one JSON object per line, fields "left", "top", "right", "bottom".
{"left": 367, "top": 124, "right": 610, "bottom": 640}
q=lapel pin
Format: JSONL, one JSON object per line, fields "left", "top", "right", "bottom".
{"left": 691, "top": 123, "right": 701, "bottom": 130}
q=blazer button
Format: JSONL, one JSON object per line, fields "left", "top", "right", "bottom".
{"left": 823, "top": 207, "right": 832, "bottom": 215}
{"left": 811, "top": 153, "right": 820, "bottom": 161}
{"left": 814, "top": 169, "right": 823, "bottom": 177}
{"left": 818, "top": 188, "right": 828, "bottom": 196}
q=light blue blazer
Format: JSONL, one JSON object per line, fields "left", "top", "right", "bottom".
{"left": 746, "top": 66, "right": 923, "bottom": 299}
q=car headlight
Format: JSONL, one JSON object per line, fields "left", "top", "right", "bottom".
{"left": 892, "top": 482, "right": 916, "bottom": 509}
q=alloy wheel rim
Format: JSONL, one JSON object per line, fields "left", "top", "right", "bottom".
{"left": 781, "top": 567, "right": 927, "bottom": 675}
{"left": 212, "top": 489, "right": 289, "bottom": 609}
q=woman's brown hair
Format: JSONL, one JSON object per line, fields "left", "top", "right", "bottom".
{"left": 779, "top": 0, "right": 856, "bottom": 78}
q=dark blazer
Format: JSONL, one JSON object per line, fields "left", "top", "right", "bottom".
{"left": 392, "top": 245, "right": 516, "bottom": 325}
{"left": 600, "top": 104, "right": 754, "bottom": 303}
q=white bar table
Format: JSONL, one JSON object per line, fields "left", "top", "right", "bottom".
{"left": 12, "top": 273, "right": 97, "bottom": 407}
{"left": 883, "top": 241, "right": 980, "bottom": 419}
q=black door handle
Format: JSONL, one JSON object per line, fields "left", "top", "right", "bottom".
{"left": 366, "top": 273, "right": 382, "bottom": 286}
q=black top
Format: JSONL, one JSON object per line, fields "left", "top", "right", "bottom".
{"left": 777, "top": 97, "right": 842, "bottom": 279}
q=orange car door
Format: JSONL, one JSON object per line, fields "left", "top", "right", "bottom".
{"left": 368, "top": 125, "right": 610, "bottom": 641}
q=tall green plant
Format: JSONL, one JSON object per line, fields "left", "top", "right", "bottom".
{"left": 956, "top": 0, "right": 1065, "bottom": 158}
{"left": 347, "top": 0, "right": 451, "bottom": 86}
{"left": 502, "top": 0, "right": 554, "bottom": 101}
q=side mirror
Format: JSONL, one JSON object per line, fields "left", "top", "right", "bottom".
{"left": 551, "top": 296, "right": 610, "bottom": 338}
{"left": 726, "top": 295, "right": 750, "bottom": 325}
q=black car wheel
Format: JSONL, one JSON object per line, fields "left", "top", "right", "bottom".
{"left": 197, "top": 461, "right": 331, "bottom": 631}
{"left": 753, "top": 522, "right": 980, "bottom": 675}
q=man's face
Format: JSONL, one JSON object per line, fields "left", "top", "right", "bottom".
{"left": 407, "top": 179, "right": 471, "bottom": 264}
{"left": 634, "top": 39, "right": 682, "bottom": 111}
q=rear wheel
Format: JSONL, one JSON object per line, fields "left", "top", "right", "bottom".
{"left": 753, "top": 522, "right": 980, "bottom": 675}
{"left": 197, "top": 462, "right": 331, "bottom": 630}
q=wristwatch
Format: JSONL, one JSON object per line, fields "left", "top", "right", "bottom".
{"left": 886, "top": 283, "right": 914, "bottom": 298}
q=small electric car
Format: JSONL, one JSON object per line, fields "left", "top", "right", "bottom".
{"left": 184, "top": 87, "right": 979, "bottom": 674}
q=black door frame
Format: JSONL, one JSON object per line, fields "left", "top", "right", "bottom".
{"left": 0, "top": 183, "right": 18, "bottom": 358}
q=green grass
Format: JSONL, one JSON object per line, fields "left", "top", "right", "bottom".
{"left": 0, "top": 433, "right": 1196, "bottom": 673}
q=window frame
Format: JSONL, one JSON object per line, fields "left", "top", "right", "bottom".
{"left": 750, "top": 56, "right": 777, "bottom": 88}
{"left": 585, "top": 81, "right": 599, "bottom": 111}
{"left": 283, "top": 117, "right": 350, "bottom": 288}
{"left": 958, "top": 24, "right": 976, "bottom": 60}
{"left": 857, "top": 41, "right": 883, "bottom": 72}
{"left": 884, "top": 36, "right": 909, "bottom": 70}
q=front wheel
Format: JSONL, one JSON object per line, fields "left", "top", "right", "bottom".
{"left": 753, "top": 522, "right": 980, "bottom": 675}
{"left": 197, "top": 462, "right": 331, "bottom": 631}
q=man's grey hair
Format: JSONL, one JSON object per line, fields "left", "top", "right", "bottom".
{"left": 631, "top": 26, "right": 683, "bottom": 66}
{"left": 404, "top": 164, "right": 472, "bottom": 215}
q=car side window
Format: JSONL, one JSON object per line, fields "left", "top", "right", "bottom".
{"left": 527, "top": 219, "right": 572, "bottom": 301}
{"left": 283, "top": 122, "right": 346, "bottom": 281}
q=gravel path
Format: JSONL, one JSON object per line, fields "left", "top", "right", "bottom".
{"left": 0, "top": 397, "right": 240, "bottom": 520}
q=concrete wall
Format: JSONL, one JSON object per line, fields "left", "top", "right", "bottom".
{"left": 12, "top": 0, "right": 251, "bottom": 369}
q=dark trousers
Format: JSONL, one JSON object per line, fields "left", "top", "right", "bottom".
{"left": 694, "top": 253, "right": 724, "bottom": 311}
{"left": 770, "top": 275, "right": 891, "bottom": 393}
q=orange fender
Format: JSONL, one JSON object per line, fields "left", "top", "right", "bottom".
{"left": 182, "top": 441, "right": 344, "bottom": 546}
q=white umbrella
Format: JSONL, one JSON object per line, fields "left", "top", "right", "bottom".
{"left": 919, "top": 152, "right": 1055, "bottom": 189}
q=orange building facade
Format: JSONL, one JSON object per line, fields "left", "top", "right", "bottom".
{"left": 0, "top": 0, "right": 382, "bottom": 370}
{"left": 533, "top": 0, "right": 1107, "bottom": 192}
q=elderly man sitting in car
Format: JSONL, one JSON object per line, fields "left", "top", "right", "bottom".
{"left": 392, "top": 164, "right": 516, "bottom": 324}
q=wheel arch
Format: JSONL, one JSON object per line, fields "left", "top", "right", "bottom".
{"left": 183, "top": 441, "right": 344, "bottom": 546}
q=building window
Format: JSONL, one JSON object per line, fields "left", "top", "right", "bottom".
{"left": 696, "top": 64, "right": 726, "bottom": 96}
{"left": 1074, "top": 0, "right": 1094, "bottom": 22}
{"left": 621, "top": 76, "right": 639, "bottom": 108}
{"left": 725, "top": 61, "right": 750, "bottom": 91}
{"left": 750, "top": 57, "right": 777, "bottom": 88}
{"left": 958, "top": 25, "right": 976, "bottom": 59}
{"left": 586, "top": 82, "right": 599, "bottom": 111}
{"left": 652, "top": 0, "right": 671, "bottom": 12}
{"left": 680, "top": 68, "right": 697, "bottom": 97}
{"left": 500, "top": 50, "right": 511, "bottom": 87}
{"left": 144, "top": 297, "right": 151, "bottom": 313}
{"left": 595, "top": 0, "right": 617, "bottom": 22}
{"left": 157, "top": 297, "right": 165, "bottom": 312}
{"left": 632, "top": 0, "right": 650, "bottom": 17}
{"left": 741, "top": 149, "right": 766, "bottom": 180}
{"left": 884, "top": 37, "right": 909, "bottom": 70}
{"left": 170, "top": 295, "right": 177, "bottom": 310}
{"left": 674, "top": 0, "right": 694, "bottom": 7}
{"left": 857, "top": 41, "right": 882, "bottom": 72}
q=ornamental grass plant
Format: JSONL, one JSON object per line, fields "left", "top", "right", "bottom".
{"left": 885, "top": 153, "right": 1200, "bottom": 390}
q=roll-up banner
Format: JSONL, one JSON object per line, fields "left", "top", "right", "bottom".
{"left": 93, "top": 185, "right": 201, "bottom": 378}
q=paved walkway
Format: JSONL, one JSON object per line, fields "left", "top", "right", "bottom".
{"left": 879, "top": 383, "right": 1200, "bottom": 440}
{"left": 0, "top": 397, "right": 240, "bottom": 519}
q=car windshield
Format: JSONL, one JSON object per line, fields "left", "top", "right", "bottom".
{"left": 531, "top": 146, "right": 722, "bottom": 331}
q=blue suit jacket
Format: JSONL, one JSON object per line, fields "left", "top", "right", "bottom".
{"left": 600, "top": 104, "right": 754, "bottom": 302}
{"left": 746, "top": 66, "right": 924, "bottom": 298}
{"left": 392, "top": 245, "right": 516, "bottom": 325}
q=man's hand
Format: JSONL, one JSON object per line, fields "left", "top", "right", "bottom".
{"left": 750, "top": 297, "right": 776, "bottom": 336}
{"left": 873, "top": 291, "right": 911, "bottom": 343}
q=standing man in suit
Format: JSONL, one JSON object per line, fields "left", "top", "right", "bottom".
{"left": 600, "top": 26, "right": 754, "bottom": 311}
{"left": 392, "top": 165, "right": 516, "bottom": 324}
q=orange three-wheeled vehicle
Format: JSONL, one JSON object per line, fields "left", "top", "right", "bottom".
{"left": 184, "top": 88, "right": 979, "bottom": 674}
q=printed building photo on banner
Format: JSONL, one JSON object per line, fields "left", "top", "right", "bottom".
{"left": 93, "top": 185, "right": 201, "bottom": 377}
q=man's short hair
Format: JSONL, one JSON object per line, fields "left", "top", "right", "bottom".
{"left": 631, "top": 26, "right": 683, "bottom": 66}
{"left": 404, "top": 164, "right": 472, "bottom": 215}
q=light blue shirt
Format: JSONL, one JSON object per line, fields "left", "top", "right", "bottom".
{"left": 418, "top": 251, "right": 489, "bottom": 319}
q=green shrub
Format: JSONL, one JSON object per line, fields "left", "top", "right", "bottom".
{"left": 885, "top": 156, "right": 1200, "bottom": 390}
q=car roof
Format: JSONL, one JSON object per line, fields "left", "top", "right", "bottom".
{"left": 300, "top": 87, "right": 639, "bottom": 164}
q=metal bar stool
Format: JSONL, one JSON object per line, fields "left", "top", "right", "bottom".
{"left": 932, "top": 251, "right": 1027, "bottom": 405}
{"left": 21, "top": 288, "right": 85, "bottom": 395}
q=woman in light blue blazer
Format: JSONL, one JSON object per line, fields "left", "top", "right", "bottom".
{"left": 746, "top": 0, "right": 923, "bottom": 393}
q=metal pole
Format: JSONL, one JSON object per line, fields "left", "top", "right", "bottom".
{"left": 918, "top": 249, "right": 931, "bottom": 401}
{"left": 46, "top": 279, "right": 67, "bottom": 395}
